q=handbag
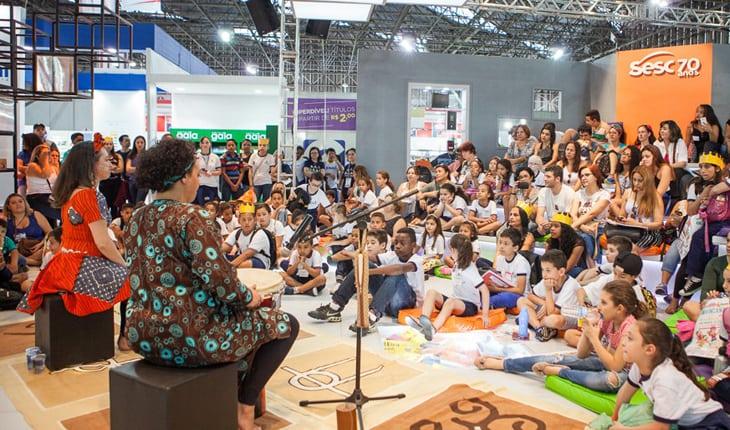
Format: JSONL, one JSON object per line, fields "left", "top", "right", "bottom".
{"left": 699, "top": 191, "right": 730, "bottom": 251}
{"left": 16, "top": 238, "right": 42, "bottom": 257}
{"left": 604, "top": 223, "right": 643, "bottom": 244}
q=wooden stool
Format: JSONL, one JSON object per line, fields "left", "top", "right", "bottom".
{"left": 110, "top": 360, "right": 238, "bottom": 430}
{"left": 34, "top": 294, "right": 114, "bottom": 371}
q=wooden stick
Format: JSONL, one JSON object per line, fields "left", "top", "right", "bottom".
{"left": 336, "top": 403, "right": 357, "bottom": 430}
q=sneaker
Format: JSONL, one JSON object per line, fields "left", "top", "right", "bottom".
{"left": 306, "top": 287, "right": 320, "bottom": 297}
{"left": 284, "top": 286, "right": 297, "bottom": 295}
{"left": 349, "top": 312, "right": 380, "bottom": 335}
{"left": 678, "top": 277, "right": 702, "bottom": 297}
{"left": 308, "top": 304, "right": 342, "bottom": 322}
{"left": 655, "top": 283, "right": 667, "bottom": 296}
{"left": 663, "top": 294, "right": 673, "bottom": 304}
{"left": 405, "top": 315, "right": 422, "bottom": 331}
{"left": 535, "top": 326, "right": 557, "bottom": 342}
{"left": 418, "top": 315, "right": 434, "bottom": 341}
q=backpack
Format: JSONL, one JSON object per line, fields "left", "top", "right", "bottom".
{"left": 639, "top": 286, "right": 657, "bottom": 317}
{"left": 235, "top": 228, "right": 277, "bottom": 269}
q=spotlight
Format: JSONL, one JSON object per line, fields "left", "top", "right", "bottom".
{"left": 651, "top": 0, "right": 669, "bottom": 7}
{"left": 551, "top": 48, "right": 565, "bottom": 60}
{"left": 218, "top": 29, "right": 233, "bottom": 43}
{"left": 399, "top": 35, "right": 415, "bottom": 52}
{"left": 341, "top": 83, "right": 349, "bottom": 89}
{"left": 129, "top": 60, "right": 137, "bottom": 68}
{"left": 246, "top": 64, "right": 258, "bottom": 75}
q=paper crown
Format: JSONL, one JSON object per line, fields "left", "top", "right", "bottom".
{"left": 238, "top": 189, "right": 256, "bottom": 214}
{"left": 699, "top": 152, "right": 725, "bottom": 169}
{"left": 551, "top": 211, "right": 573, "bottom": 225}
{"left": 515, "top": 201, "right": 533, "bottom": 218}
{"left": 258, "top": 138, "right": 270, "bottom": 146}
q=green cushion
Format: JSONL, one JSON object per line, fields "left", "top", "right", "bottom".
{"left": 545, "top": 375, "right": 648, "bottom": 416}
{"left": 433, "top": 266, "right": 452, "bottom": 280}
{"left": 664, "top": 309, "right": 690, "bottom": 334}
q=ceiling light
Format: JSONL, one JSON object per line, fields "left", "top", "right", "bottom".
{"left": 399, "top": 34, "right": 415, "bottom": 52}
{"left": 106, "top": 47, "right": 117, "bottom": 54}
{"left": 388, "top": 0, "right": 465, "bottom": 5}
{"left": 245, "top": 64, "right": 258, "bottom": 75}
{"left": 292, "top": 2, "right": 373, "bottom": 21}
{"left": 551, "top": 48, "right": 565, "bottom": 60}
{"left": 651, "top": 0, "right": 669, "bottom": 7}
{"left": 218, "top": 29, "right": 233, "bottom": 43}
{"left": 129, "top": 60, "right": 137, "bottom": 67}
{"left": 341, "top": 83, "right": 349, "bottom": 88}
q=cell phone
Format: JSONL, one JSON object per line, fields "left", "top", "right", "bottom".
{"left": 700, "top": 117, "right": 708, "bottom": 126}
{"left": 517, "top": 181, "right": 530, "bottom": 189}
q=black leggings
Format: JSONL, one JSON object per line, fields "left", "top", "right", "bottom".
{"left": 119, "top": 300, "right": 127, "bottom": 339}
{"left": 239, "top": 314, "right": 299, "bottom": 404}
{"left": 672, "top": 260, "right": 689, "bottom": 300}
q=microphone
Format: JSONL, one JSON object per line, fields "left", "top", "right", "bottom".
{"left": 286, "top": 214, "right": 313, "bottom": 250}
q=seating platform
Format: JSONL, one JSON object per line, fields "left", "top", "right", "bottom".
{"left": 35, "top": 294, "right": 114, "bottom": 371}
{"left": 109, "top": 360, "right": 238, "bottom": 430}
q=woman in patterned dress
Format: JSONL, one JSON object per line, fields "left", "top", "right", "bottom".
{"left": 124, "top": 139, "right": 298, "bottom": 430}
{"left": 18, "top": 141, "right": 131, "bottom": 317}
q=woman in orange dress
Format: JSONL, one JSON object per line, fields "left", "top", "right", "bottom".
{"left": 18, "top": 140, "right": 131, "bottom": 335}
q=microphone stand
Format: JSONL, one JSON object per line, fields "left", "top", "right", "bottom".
{"left": 298, "top": 188, "right": 420, "bottom": 429}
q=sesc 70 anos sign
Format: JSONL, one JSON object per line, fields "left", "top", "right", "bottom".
{"left": 629, "top": 51, "right": 701, "bottom": 78}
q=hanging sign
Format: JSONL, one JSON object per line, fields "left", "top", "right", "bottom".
{"left": 169, "top": 128, "right": 267, "bottom": 143}
{"left": 628, "top": 50, "right": 702, "bottom": 78}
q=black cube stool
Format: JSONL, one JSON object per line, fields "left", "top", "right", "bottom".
{"left": 35, "top": 293, "right": 114, "bottom": 371}
{"left": 110, "top": 360, "right": 238, "bottom": 430}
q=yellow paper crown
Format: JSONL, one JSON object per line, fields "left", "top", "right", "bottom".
{"left": 258, "top": 138, "right": 270, "bottom": 146}
{"left": 699, "top": 152, "right": 725, "bottom": 170}
{"left": 238, "top": 189, "right": 256, "bottom": 214}
{"left": 516, "top": 201, "right": 533, "bottom": 218}
{"left": 551, "top": 211, "right": 573, "bottom": 225}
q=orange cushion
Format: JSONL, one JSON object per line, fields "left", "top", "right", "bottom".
{"left": 397, "top": 307, "right": 507, "bottom": 331}
{"left": 598, "top": 234, "right": 663, "bottom": 256}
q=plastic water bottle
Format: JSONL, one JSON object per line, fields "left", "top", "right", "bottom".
{"left": 714, "top": 346, "right": 729, "bottom": 375}
{"left": 518, "top": 307, "right": 529, "bottom": 339}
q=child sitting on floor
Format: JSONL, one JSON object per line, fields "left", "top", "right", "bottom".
{"left": 281, "top": 233, "right": 326, "bottom": 296}
{"left": 40, "top": 227, "right": 62, "bottom": 270}
{"left": 269, "top": 189, "right": 289, "bottom": 226}
{"left": 515, "top": 249, "right": 581, "bottom": 342}
{"left": 468, "top": 183, "right": 501, "bottom": 235}
{"left": 216, "top": 202, "right": 239, "bottom": 237}
{"left": 420, "top": 215, "right": 445, "bottom": 272}
{"left": 483, "top": 228, "right": 531, "bottom": 311}
{"left": 475, "top": 281, "right": 644, "bottom": 394}
{"left": 222, "top": 194, "right": 275, "bottom": 269}
{"left": 255, "top": 203, "right": 285, "bottom": 251}
{"left": 406, "top": 234, "right": 487, "bottom": 340}
{"left": 575, "top": 235, "right": 632, "bottom": 286}
{"left": 611, "top": 318, "right": 730, "bottom": 428}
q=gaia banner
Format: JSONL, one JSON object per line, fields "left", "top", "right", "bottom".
{"left": 287, "top": 98, "right": 356, "bottom": 131}
{"left": 169, "top": 128, "right": 267, "bottom": 143}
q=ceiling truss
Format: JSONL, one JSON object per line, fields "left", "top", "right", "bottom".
{"left": 11, "top": 0, "right": 730, "bottom": 92}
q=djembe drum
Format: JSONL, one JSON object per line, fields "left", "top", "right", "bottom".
{"left": 236, "top": 268, "right": 284, "bottom": 309}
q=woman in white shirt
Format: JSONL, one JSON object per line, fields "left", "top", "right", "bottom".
{"left": 195, "top": 137, "right": 221, "bottom": 205}
{"left": 397, "top": 166, "right": 425, "bottom": 221}
{"left": 571, "top": 165, "right": 610, "bottom": 264}
{"left": 656, "top": 119, "right": 691, "bottom": 199}
{"left": 25, "top": 139, "right": 61, "bottom": 226}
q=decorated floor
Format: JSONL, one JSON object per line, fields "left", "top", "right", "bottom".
{"left": 0, "top": 274, "right": 599, "bottom": 429}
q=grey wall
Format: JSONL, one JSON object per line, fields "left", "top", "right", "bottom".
{"left": 712, "top": 44, "right": 730, "bottom": 125}
{"left": 590, "top": 54, "right": 616, "bottom": 120}
{"left": 357, "top": 50, "right": 591, "bottom": 176}
{"left": 25, "top": 99, "right": 92, "bottom": 131}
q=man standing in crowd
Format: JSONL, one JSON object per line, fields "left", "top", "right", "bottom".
{"left": 70, "top": 132, "right": 84, "bottom": 145}
{"left": 534, "top": 166, "right": 575, "bottom": 236}
{"left": 585, "top": 110, "right": 609, "bottom": 145}
{"left": 33, "top": 123, "right": 54, "bottom": 148}
{"left": 295, "top": 145, "right": 307, "bottom": 186}
{"left": 340, "top": 148, "right": 356, "bottom": 199}
{"left": 240, "top": 139, "right": 254, "bottom": 194}
{"left": 249, "top": 138, "right": 276, "bottom": 201}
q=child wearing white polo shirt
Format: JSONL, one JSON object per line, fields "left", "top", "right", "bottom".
{"left": 614, "top": 318, "right": 730, "bottom": 429}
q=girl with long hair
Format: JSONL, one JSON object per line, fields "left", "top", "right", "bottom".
{"left": 397, "top": 166, "right": 425, "bottom": 221}
{"left": 125, "top": 135, "right": 148, "bottom": 203}
{"left": 534, "top": 125, "right": 556, "bottom": 165}
{"left": 3, "top": 193, "right": 53, "bottom": 266}
{"left": 612, "top": 318, "right": 729, "bottom": 428}
{"left": 547, "top": 213, "right": 587, "bottom": 277}
{"left": 375, "top": 170, "right": 395, "bottom": 204}
{"left": 497, "top": 205, "right": 535, "bottom": 255}
{"left": 633, "top": 124, "right": 656, "bottom": 148}
{"left": 609, "top": 165, "right": 665, "bottom": 250}
{"left": 616, "top": 146, "right": 641, "bottom": 195}
{"left": 476, "top": 280, "right": 645, "bottom": 393}
{"left": 557, "top": 141, "right": 583, "bottom": 190}
{"left": 571, "top": 165, "right": 610, "bottom": 264}
{"left": 687, "top": 104, "right": 724, "bottom": 159}
{"left": 25, "top": 137, "right": 60, "bottom": 225}
{"left": 641, "top": 144, "right": 673, "bottom": 198}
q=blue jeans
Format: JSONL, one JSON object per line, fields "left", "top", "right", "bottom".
{"left": 195, "top": 185, "right": 219, "bottom": 205}
{"left": 686, "top": 221, "right": 730, "bottom": 278}
{"left": 254, "top": 184, "right": 272, "bottom": 202}
{"left": 579, "top": 229, "right": 602, "bottom": 264}
{"left": 332, "top": 265, "right": 416, "bottom": 317}
{"left": 503, "top": 354, "right": 627, "bottom": 392}
{"left": 661, "top": 239, "right": 681, "bottom": 275}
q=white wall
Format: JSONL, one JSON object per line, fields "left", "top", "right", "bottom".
{"left": 171, "top": 94, "right": 279, "bottom": 130}
{"left": 92, "top": 90, "right": 146, "bottom": 139}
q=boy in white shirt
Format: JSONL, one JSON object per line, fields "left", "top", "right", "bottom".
{"left": 281, "top": 236, "right": 326, "bottom": 296}
{"left": 517, "top": 249, "right": 580, "bottom": 341}
{"left": 576, "top": 235, "right": 632, "bottom": 286}
{"left": 484, "top": 228, "right": 531, "bottom": 310}
{"left": 255, "top": 203, "right": 284, "bottom": 250}
{"left": 221, "top": 199, "right": 273, "bottom": 269}
{"left": 309, "top": 228, "right": 423, "bottom": 335}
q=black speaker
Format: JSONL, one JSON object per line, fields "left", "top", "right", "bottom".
{"left": 305, "top": 20, "right": 331, "bottom": 39}
{"left": 246, "top": 0, "right": 279, "bottom": 36}
{"left": 447, "top": 111, "right": 457, "bottom": 130}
